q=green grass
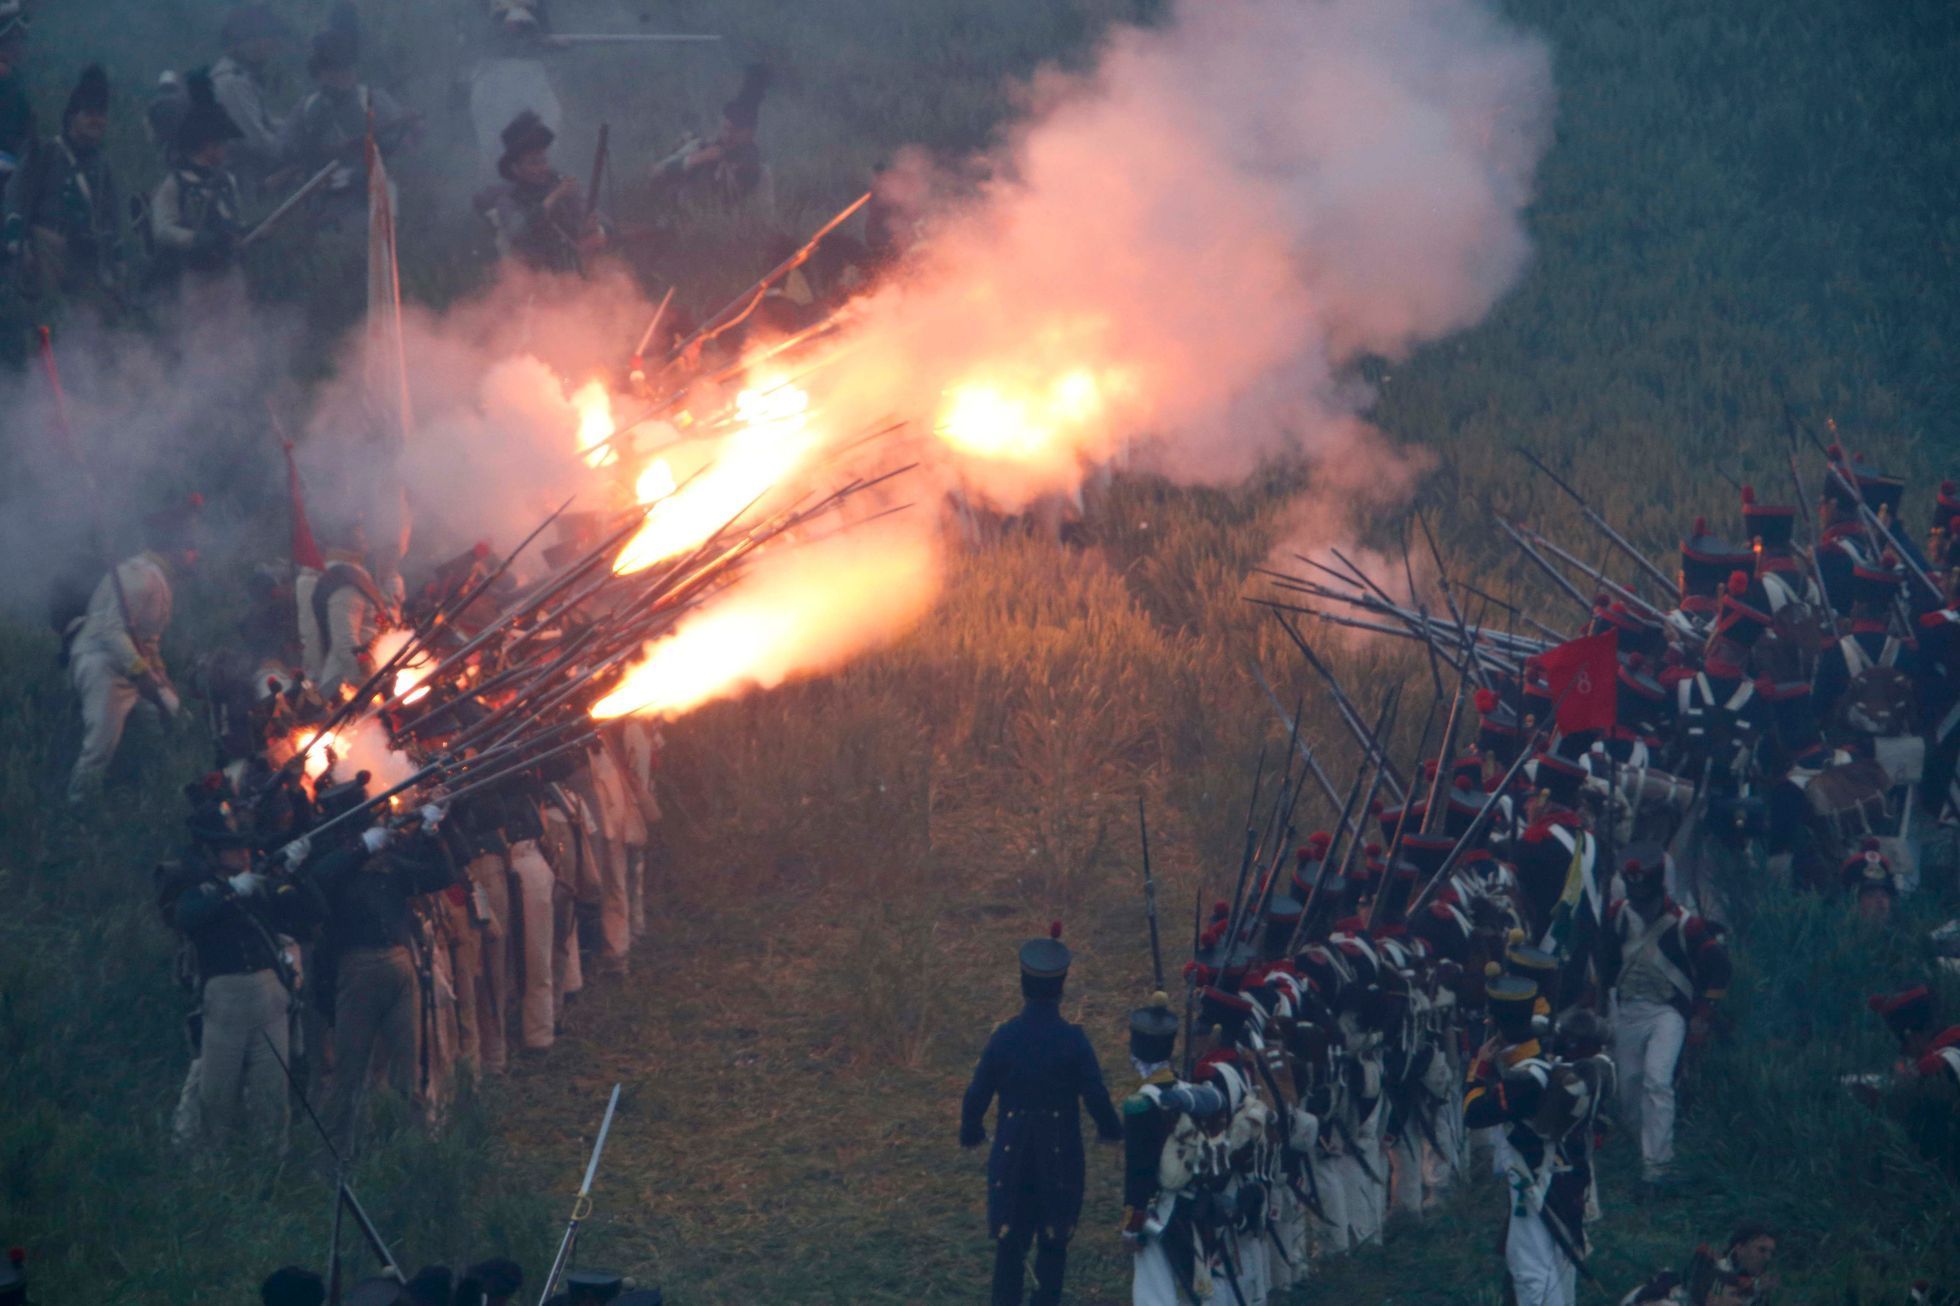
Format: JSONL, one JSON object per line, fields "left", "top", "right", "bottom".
{"left": 4, "top": 0, "right": 1960, "bottom": 1299}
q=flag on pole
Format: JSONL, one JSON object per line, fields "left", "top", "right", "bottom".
{"left": 281, "top": 440, "right": 326, "bottom": 572}
{"left": 1535, "top": 629, "right": 1619, "bottom": 735}
{"left": 365, "top": 110, "right": 412, "bottom": 597}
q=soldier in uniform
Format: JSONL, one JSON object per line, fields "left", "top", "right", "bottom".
{"left": 306, "top": 524, "right": 392, "bottom": 700}
{"left": 149, "top": 71, "right": 246, "bottom": 305}
{"left": 210, "top": 2, "right": 294, "bottom": 197}
{"left": 312, "top": 800, "right": 455, "bottom": 1155}
{"left": 1600, "top": 843, "right": 1728, "bottom": 1186}
{"left": 10, "top": 64, "right": 125, "bottom": 308}
{"left": 1120, "top": 995, "right": 1216, "bottom": 1305}
{"left": 280, "top": 26, "right": 417, "bottom": 234}
{"left": 474, "top": 109, "right": 603, "bottom": 275}
{"left": 158, "top": 788, "right": 324, "bottom": 1152}
{"left": 652, "top": 64, "right": 772, "bottom": 208}
{"left": 1464, "top": 972, "right": 1596, "bottom": 1306}
{"left": 960, "top": 923, "right": 1124, "bottom": 1306}
{"left": 64, "top": 496, "right": 200, "bottom": 805}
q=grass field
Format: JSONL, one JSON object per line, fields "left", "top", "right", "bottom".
{"left": 4, "top": 0, "right": 1960, "bottom": 1300}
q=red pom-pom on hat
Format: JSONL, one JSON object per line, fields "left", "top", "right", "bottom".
{"left": 186, "top": 492, "right": 206, "bottom": 509}
{"left": 1861, "top": 836, "right": 1881, "bottom": 852}
{"left": 472, "top": 541, "right": 492, "bottom": 558}
{"left": 1727, "top": 571, "right": 1749, "bottom": 596}
{"left": 1475, "top": 688, "right": 1499, "bottom": 714}
{"left": 1826, "top": 442, "right": 1844, "bottom": 459}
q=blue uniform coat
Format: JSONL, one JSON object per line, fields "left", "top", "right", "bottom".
{"left": 960, "top": 1000, "right": 1124, "bottom": 1240}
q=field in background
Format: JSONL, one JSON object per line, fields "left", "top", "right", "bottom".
{"left": 3, "top": 0, "right": 1959, "bottom": 1299}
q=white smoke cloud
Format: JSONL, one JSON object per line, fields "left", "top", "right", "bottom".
{"left": 827, "top": 0, "right": 1553, "bottom": 509}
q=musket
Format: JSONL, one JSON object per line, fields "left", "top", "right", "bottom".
{"left": 1413, "top": 507, "right": 1495, "bottom": 691}
{"left": 1514, "top": 520, "right": 1666, "bottom": 621}
{"left": 1515, "top": 446, "right": 1675, "bottom": 594}
{"left": 1404, "top": 682, "right": 1576, "bottom": 919}
{"left": 1454, "top": 578, "right": 1566, "bottom": 641}
{"left": 1270, "top": 613, "right": 1409, "bottom": 801}
{"left": 656, "top": 192, "right": 872, "bottom": 369}
{"left": 261, "top": 1033, "right": 407, "bottom": 1291}
{"left": 1249, "top": 663, "right": 1347, "bottom": 817}
{"left": 1181, "top": 885, "right": 1202, "bottom": 1077}
{"left": 1217, "top": 747, "right": 1269, "bottom": 959}
{"left": 1284, "top": 690, "right": 1397, "bottom": 957}
{"left": 552, "top": 32, "right": 723, "bottom": 43}
{"left": 293, "top": 494, "right": 578, "bottom": 771}
{"left": 1802, "top": 424, "right": 1943, "bottom": 605}
{"left": 242, "top": 161, "right": 342, "bottom": 248}
{"left": 1341, "top": 690, "right": 1409, "bottom": 933}
{"left": 1780, "top": 413, "right": 1842, "bottom": 640}
{"left": 630, "top": 286, "right": 676, "bottom": 369}
{"left": 537, "top": 1084, "right": 625, "bottom": 1306}
{"left": 1495, "top": 517, "right": 1595, "bottom": 614}
{"left": 1139, "top": 795, "right": 1165, "bottom": 991}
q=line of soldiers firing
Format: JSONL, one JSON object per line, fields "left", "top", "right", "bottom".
{"left": 960, "top": 431, "right": 1960, "bottom": 1306}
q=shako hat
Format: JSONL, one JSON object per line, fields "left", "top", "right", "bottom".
{"left": 1128, "top": 992, "right": 1179, "bottom": 1063}
{"left": 1740, "top": 485, "right": 1797, "bottom": 553}
{"left": 1019, "top": 920, "right": 1070, "bottom": 980}
{"left": 175, "top": 69, "right": 243, "bottom": 155}
{"left": 66, "top": 64, "right": 111, "bottom": 121}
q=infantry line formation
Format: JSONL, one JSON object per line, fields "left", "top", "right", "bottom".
{"left": 960, "top": 447, "right": 1960, "bottom": 1306}
{"left": 1, "top": 1, "right": 1958, "bottom": 1305}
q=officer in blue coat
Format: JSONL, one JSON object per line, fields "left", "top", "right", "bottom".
{"left": 960, "top": 922, "right": 1124, "bottom": 1305}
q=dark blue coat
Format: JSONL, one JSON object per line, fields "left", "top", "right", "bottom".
{"left": 960, "top": 1000, "right": 1124, "bottom": 1240}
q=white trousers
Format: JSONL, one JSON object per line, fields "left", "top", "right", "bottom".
{"left": 68, "top": 652, "right": 142, "bottom": 801}
{"left": 1131, "top": 1193, "right": 1184, "bottom": 1305}
{"left": 508, "top": 839, "right": 557, "bottom": 1050}
{"left": 1613, "top": 997, "right": 1686, "bottom": 1179}
{"left": 1507, "top": 1203, "right": 1577, "bottom": 1306}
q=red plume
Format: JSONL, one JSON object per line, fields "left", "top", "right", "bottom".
{"left": 1049, "top": 920, "right": 1063, "bottom": 940}
{"left": 1741, "top": 484, "right": 1755, "bottom": 504}
{"left": 1692, "top": 516, "right": 1707, "bottom": 537}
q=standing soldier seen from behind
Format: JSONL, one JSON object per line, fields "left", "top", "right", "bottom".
{"left": 960, "top": 923, "right": 1124, "bottom": 1306}
{"left": 474, "top": 109, "right": 602, "bottom": 276}
{"left": 11, "top": 64, "right": 125, "bottom": 311}
{"left": 64, "top": 495, "right": 200, "bottom": 806}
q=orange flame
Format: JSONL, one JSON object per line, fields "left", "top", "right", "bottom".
{"left": 592, "top": 529, "right": 937, "bottom": 721}
{"left": 937, "top": 368, "right": 1110, "bottom": 463}
{"left": 574, "top": 378, "right": 618, "bottom": 469}
{"left": 612, "top": 377, "right": 817, "bottom": 575}
{"left": 372, "top": 629, "right": 434, "bottom": 707}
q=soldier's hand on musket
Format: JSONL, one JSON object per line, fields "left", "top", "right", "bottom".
{"left": 280, "top": 835, "right": 313, "bottom": 871}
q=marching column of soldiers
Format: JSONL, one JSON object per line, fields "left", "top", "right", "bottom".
{"left": 963, "top": 440, "right": 1960, "bottom": 1305}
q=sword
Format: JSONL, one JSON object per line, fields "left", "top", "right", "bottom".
{"left": 538, "top": 1084, "right": 624, "bottom": 1305}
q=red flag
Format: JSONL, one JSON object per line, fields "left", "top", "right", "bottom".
{"left": 1536, "top": 629, "right": 1619, "bottom": 734}
{"left": 282, "top": 440, "right": 325, "bottom": 572}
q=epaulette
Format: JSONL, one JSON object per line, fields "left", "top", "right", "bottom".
{"left": 1919, "top": 608, "right": 1960, "bottom": 629}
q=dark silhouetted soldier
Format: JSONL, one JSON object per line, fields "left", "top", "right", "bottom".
{"left": 960, "top": 922, "right": 1123, "bottom": 1306}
